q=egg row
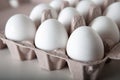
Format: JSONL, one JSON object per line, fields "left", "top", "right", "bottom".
{"left": 4, "top": 1, "right": 120, "bottom": 63}
{"left": 30, "top": 0, "right": 120, "bottom": 32}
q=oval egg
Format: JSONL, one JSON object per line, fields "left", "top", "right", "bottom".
{"left": 58, "top": 7, "right": 79, "bottom": 33}
{"left": 50, "top": 0, "right": 64, "bottom": 13}
{"left": 91, "top": 0, "right": 104, "bottom": 8}
{"left": 104, "top": 2, "right": 120, "bottom": 29}
{"left": 67, "top": 27, "right": 104, "bottom": 62}
{"left": 29, "top": 3, "right": 57, "bottom": 27}
{"left": 76, "top": 0, "right": 95, "bottom": 19}
{"left": 35, "top": 19, "right": 68, "bottom": 51}
{"left": 5, "top": 14, "right": 36, "bottom": 41}
{"left": 91, "top": 16, "right": 120, "bottom": 47}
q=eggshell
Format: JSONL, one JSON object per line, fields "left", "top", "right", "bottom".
{"left": 58, "top": 7, "right": 79, "bottom": 32}
{"left": 35, "top": 19, "right": 68, "bottom": 51}
{"left": 29, "top": 3, "right": 57, "bottom": 27}
{"left": 9, "top": 0, "right": 19, "bottom": 8}
{"left": 76, "top": 0, "right": 96, "bottom": 19}
{"left": 91, "top": 16, "right": 120, "bottom": 47}
{"left": 5, "top": 14, "right": 36, "bottom": 41}
{"left": 50, "top": 0, "right": 64, "bottom": 13}
{"left": 65, "top": 0, "right": 79, "bottom": 7}
{"left": 104, "top": 2, "right": 120, "bottom": 29}
{"left": 67, "top": 27, "right": 104, "bottom": 62}
{"left": 91, "top": 0, "right": 104, "bottom": 7}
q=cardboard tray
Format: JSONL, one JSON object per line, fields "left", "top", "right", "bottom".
{"left": 0, "top": 34, "right": 109, "bottom": 80}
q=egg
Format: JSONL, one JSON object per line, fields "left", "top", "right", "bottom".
{"left": 50, "top": 0, "right": 65, "bottom": 13}
{"left": 58, "top": 7, "right": 79, "bottom": 33}
{"left": 85, "top": 0, "right": 114, "bottom": 11}
{"left": 67, "top": 27, "right": 104, "bottom": 62}
{"left": 91, "top": 0, "right": 104, "bottom": 7}
{"left": 9, "top": 0, "right": 19, "bottom": 8}
{"left": 104, "top": 2, "right": 120, "bottom": 29}
{"left": 5, "top": 14, "right": 36, "bottom": 41}
{"left": 91, "top": 16, "right": 120, "bottom": 47}
{"left": 29, "top": 3, "right": 57, "bottom": 27}
{"left": 65, "top": 0, "right": 79, "bottom": 7}
{"left": 35, "top": 19, "right": 68, "bottom": 51}
{"left": 76, "top": 0, "right": 96, "bottom": 19}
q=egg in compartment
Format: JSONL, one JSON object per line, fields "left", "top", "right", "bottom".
{"left": 76, "top": 0, "right": 96, "bottom": 20}
{"left": 35, "top": 19, "right": 68, "bottom": 51}
{"left": 58, "top": 7, "right": 80, "bottom": 33}
{"left": 104, "top": 2, "right": 120, "bottom": 29}
{"left": 29, "top": 3, "right": 58, "bottom": 28}
{"left": 66, "top": 27, "right": 104, "bottom": 62}
{"left": 90, "top": 0, "right": 104, "bottom": 7}
{"left": 50, "top": 0, "right": 68, "bottom": 14}
{"left": 91, "top": 16, "right": 120, "bottom": 48}
{"left": 5, "top": 14, "right": 36, "bottom": 42}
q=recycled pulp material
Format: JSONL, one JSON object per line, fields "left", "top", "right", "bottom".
{"left": 0, "top": 33, "right": 109, "bottom": 80}
{"left": 101, "top": 0, "right": 116, "bottom": 11}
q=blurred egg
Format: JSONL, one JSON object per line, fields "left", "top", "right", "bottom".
{"left": 35, "top": 19, "right": 68, "bottom": 51}
{"left": 29, "top": 3, "right": 57, "bottom": 27}
{"left": 50, "top": 0, "right": 64, "bottom": 13}
{"left": 58, "top": 7, "right": 79, "bottom": 32}
{"left": 9, "top": 0, "right": 19, "bottom": 8}
{"left": 65, "top": 0, "right": 79, "bottom": 7}
{"left": 104, "top": 2, "right": 120, "bottom": 29}
{"left": 91, "top": 0, "right": 104, "bottom": 8}
{"left": 67, "top": 27, "right": 104, "bottom": 62}
{"left": 91, "top": 16, "right": 120, "bottom": 47}
{"left": 5, "top": 14, "right": 36, "bottom": 41}
{"left": 76, "top": 0, "right": 95, "bottom": 19}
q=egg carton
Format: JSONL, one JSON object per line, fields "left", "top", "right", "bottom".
{"left": 0, "top": 15, "right": 116, "bottom": 80}
{"left": 1, "top": 30, "right": 120, "bottom": 80}
{"left": 0, "top": 0, "right": 119, "bottom": 80}
{"left": 0, "top": 32, "right": 6, "bottom": 49}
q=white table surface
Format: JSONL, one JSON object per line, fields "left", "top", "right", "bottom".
{"left": 0, "top": 2, "right": 120, "bottom": 80}
{"left": 0, "top": 48, "right": 120, "bottom": 80}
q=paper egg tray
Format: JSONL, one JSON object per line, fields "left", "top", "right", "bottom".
{"left": 0, "top": 39, "right": 6, "bottom": 49}
{"left": 0, "top": 31, "right": 120, "bottom": 80}
{"left": 0, "top": 0, "right": 120, "bottom": 80}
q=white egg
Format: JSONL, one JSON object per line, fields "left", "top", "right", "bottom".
{"left": 5, "top": 14, "right": 36, "bottom": 41}
{"left": 67, "top": 27, "right": 104, "bottom": 62}
{"left": 91, "top": 16, "right": 120, "bottom": 47}
{"left": 29, "top": 3, "right": 57, "bottom": 27}
{"left": 91, "top": 0, "right": 104, "bottom": 7}
{"left": 50, "top": 0, "right": 64, "bottom": 13}
{"left": 65, "top": 0, "right": 79, "bottom": 7}
{"left": 35, "top": 19, "right": 68, "bottom": 51}
{"left": 105, "top": 2, "right": 120, "bottom": 29}
{"left": 76, "top": 0, "right": 95, "bottom": 19}
{"left": 58, "top": 7, "right": 79, "bottom": 32}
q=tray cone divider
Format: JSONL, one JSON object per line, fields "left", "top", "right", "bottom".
{"left": 41, "top": 9, "right": 53, "bottom": 23}
{"left": 87, "top": 5, "right": 102, "bottom": 25}
{"left": 103, "top": 0, "right": 116, "bottom": 11}
{"left": 70, "top": 15, "right": 86, "bottom": 33}
{"left": 108, "top": 42, "right": 120, "bottom": 60}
